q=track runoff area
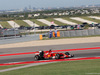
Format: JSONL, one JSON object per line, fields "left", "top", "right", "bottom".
{"left": 0, "top": 47, "right": 100, "bottom": 66}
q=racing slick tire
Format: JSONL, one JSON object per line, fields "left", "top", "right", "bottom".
{"left": 71, "top": 54, "right": 74, "bottom": 57}
{"left": 55, "top": 54, "right": 60, "bottom": 59}
{"left": 34, "top": 55, "right": 40, "bottom": 60}
{"left": 65, "top": 52, "right": 70, "bottom": 55}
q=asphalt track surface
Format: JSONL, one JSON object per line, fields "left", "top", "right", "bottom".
{"left": 0, "top": 42, "right": 100, "bottom": 63}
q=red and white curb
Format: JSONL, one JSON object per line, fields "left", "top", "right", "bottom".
{"left": 0, "top": 57, "right": 100, "bottom": 66}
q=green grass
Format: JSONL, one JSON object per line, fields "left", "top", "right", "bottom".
{"left": 30, "top": 19, "right": 48, "bottom": 26}
{"left": 1, "top": 60, "right": 100, "bottom": 75}
{"left": 0, "top": 64, "right": 26, "bottom": 70}
{"left": 46, "top": 18, "right": 67, "bottom": 26}
{"left": 0, "top": 21, "right": 12, "bottom": 28}
{"left": 14, "top": 20, "right": 30, "bottom": 27}
{"left": 80, "top": 16, "right": 100, "bottom": 23}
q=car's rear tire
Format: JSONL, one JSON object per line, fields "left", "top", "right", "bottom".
{"left": 55, "top": 54, "right": 60, "bottom": 59}
{"left": 34, "top": 55, "right": 40, "bottom": 60}
{"left": 41, "top": 57, "right": 44, "bottom": 60}
{"left": 65, "top": 52, "right": 70, "bottom": 55}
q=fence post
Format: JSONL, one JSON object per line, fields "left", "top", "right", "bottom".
{"left": 39, "top": 35, "right": 43, "bottom": 40}
{"left": 57, "top": 31, "right": 60, "bottom": 37}
{"left": 53, "top": 32, "right": 55, "bottom": 37}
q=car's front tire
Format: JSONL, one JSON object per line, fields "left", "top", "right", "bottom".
{"left": 65, "top": 52, "right": 70, "bottom": 55}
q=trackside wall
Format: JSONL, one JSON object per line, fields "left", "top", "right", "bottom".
{"left": 60, "top": 29, "right": 100, "bottom": 37}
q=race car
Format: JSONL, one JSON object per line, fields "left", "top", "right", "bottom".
{"left": 34, "top": 50, "right": 74, "bottom": 60}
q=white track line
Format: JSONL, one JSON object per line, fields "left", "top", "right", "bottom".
{"left": 23, "top": 20, "right": 39, "bottom": 27}
{"left": 70, "top": 17, "right": 97, "bottom": 24}
{"left": 0, "top": 24, "right": 3, "bottom": 28}
{"left": 37, "top": 19, "right": 57, "bottom": 26}
{"left": 54, "top": 18, "right": 77, "bottom": 25}
{"left": 89, "top": 16, "right": 100, "bottom": 20}
{"left": 0, "top": 62, "right": 53, "bottom": 72}
{"left": 7, "top": 21, "right": 20, "bottom": 28}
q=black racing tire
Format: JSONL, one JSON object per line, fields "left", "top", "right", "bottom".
{"left": 34, "top": 55, "right": 40, "bottom": 60}
{"left": 55, "top": 54, "right": 60, "bottom": 59}
{"left": 41, "top": 57, "right": 44, "bottom": 60}
{"left": 71, "top": 54, "right": 74, "bottom": 57}
{"left": 65, "top": 52, "right": 70, "bottom": 55}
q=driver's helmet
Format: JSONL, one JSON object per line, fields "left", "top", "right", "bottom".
{"left": 49, "top": 49, "right": 52, "bottom": 53}
{"left": 39, "top": 51, "right": 42, "bottom": 53}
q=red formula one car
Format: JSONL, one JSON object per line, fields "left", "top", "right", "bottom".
{"left": 34, "top": 50, "right": 74, "bottom": 60}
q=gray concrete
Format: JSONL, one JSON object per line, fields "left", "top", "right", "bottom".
{"left": 0, "top": 34, "right": 40, "bottom": 45}
{"left": 0, "top": 49, "right": 100, "bottom": 63}
{"left": 1, "top": 42, "right": 100, "bottom": 54}
{"left": 0, "top": 42, "right": 100, "bottom": 63}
